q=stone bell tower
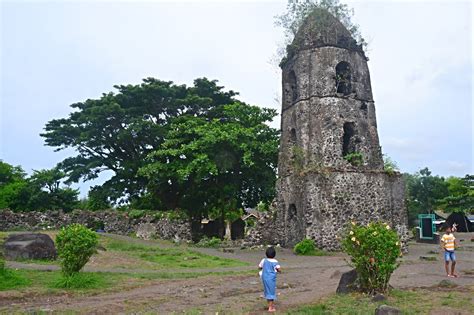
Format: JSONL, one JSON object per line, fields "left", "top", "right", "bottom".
{"left": 274, "top": 9, "right": 408, "bottom": 250}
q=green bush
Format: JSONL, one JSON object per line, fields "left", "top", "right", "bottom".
{"left": 56, "top": 224, "right": 99, "bottom": 276}
{"left": 294, "top": 238, "right": 316, "bottom": 255}
{"left": 195, "top": 236, "right": 222, "bottom": 248}
{"left": 341, "top": 221, "right": 401, "bottom": 294}
{"left": 128, "top": 209, "right": 146, "bottom": 219}
{"left": 343, "top": 152, "right": 363, "bottom": 166}
{"left": 383, "top": 154, "right": 399, "bottom": 175}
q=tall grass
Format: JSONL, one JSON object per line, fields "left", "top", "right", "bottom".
{"left": 0, "top": 268, "right": 31, "bottom": 291}
{"left": 51, "top": 272, "right": 106, "bottom": 289}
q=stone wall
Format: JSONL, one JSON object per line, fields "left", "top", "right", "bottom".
{"left": 275, "top": 170, "right": 409, "bottom": 250}
{"left": 0, "top": 209, "right": 192, "bottom": 242}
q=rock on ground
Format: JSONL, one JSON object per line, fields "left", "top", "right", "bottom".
{"left": 336, "top": 269, "right": 358, "bottom": 294}
{"left": 375, "top": 305, "right": 402, "bottom": 315}
{"left": 4, "top": 233, "right": 56, "bottom": 260}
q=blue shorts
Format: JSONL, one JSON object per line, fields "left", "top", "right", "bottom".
{"left": 444, "top": 251, "right": 456, "bottom": 262}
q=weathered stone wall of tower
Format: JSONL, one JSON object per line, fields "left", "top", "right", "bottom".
{"left": 249, "top": 10, "right": 409, "bottom": 250}
{"left": 279, "top": 47, "right": 383, "bottom": 174}
{"left": 275, "top": 172, "right": 408, "bottom": 250}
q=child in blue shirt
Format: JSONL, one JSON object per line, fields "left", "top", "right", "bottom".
{"left": 258, "top": 246, "right": 281, "bottom": 312}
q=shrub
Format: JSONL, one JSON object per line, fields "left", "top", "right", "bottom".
{"left": 294, "top": 238, "right": 316, "bottom": 255}
{"left": 56, "top": 224, "right": 99, "bottom": 276}
{"left": 383, "top": 154, "right": 399, "bottom": 175}
{"left": 256, "top": 201, "right": 269, "bottom": 212}
{"left": 343, "top": 152, "right": 363, "bottom": 166}
{"left": 195, "top": 236, "right": 221, "bottom": 248}
{"left": 128, "top": 209, "right": 146, "bottom": 219}
{"left": 341, "top": 221, "right": 401, "bottom": 294}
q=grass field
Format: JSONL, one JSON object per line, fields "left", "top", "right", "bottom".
{"left": 0, "top": 231, "right": 251, "bottom": 294}
{"left": 102, "top": 237, "right": 249, "bottom": 269}
{"left": 286, "top": 287, "right": 474, "bottom": 314}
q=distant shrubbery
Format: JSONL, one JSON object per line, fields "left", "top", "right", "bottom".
{"left": 127, "top": 209, "right": 146, "bottom": 219}
{"left": 294, "top": 238, "right": 326, "bottom": 256}
{"left": 194, "top": 236, "right": 222, "bottom": 248}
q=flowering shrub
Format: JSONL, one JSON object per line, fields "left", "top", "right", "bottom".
{"left": 341, "top": 221, "right": 401, "bottom": 294}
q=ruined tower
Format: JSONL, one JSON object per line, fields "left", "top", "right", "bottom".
{"left": 274, "top": 9, "right": 408, "bottom": 249}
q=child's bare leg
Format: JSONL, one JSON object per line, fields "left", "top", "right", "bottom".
{"left": 268, "top": 300, "right": 275, "bottom": 312}
{"left": 451, "top": 261, "right": 457, "bottom": 277}
{"left": 445, "top": 261, "right": 451, "bottom": 276}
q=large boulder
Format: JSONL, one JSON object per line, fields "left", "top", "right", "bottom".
{"left": 336, "top": 269, "right": 358, "bottom": 294}
{"left": 4, "top": 233, "right": 57, "bottom": 260}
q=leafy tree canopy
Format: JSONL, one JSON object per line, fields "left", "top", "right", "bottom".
{"left": 0, "top": 161, "right": 79, "bottom": 212}
{"left": 41, "top": 77, "right": 279, "bottom": 216}
{"left": 404, "top": 167, "right": 449, "bottom": 226}
{"left": 41, "top": 78, "right": 240, "bottom": 204}
{"left": 437, "top": 175, "right": 474, "bottom": 214}
{"left": 0, "top": 161, "right": 29, "bottom": 210}
{"left": 139, "top": 102, "right": 279, "bottom": 220}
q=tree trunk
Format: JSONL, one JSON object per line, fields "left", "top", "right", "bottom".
{"left": 224, "top": 220, "right": 231, "bottom": 240}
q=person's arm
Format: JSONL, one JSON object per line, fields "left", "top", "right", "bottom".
{"left": 258, "top": 258, "right": 264, "bottom": 270}
{"left": 276, "top": 264, "right": 281, "bottom": 273}
{"left": 440, "top": 235, "right": 446, "bottom": 250}
{"left": 454, "top": 236, "right": 460, "bottom": 249}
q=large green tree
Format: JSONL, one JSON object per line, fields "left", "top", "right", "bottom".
{"left": 404, "top": 167, "right": 449, "bottom": 226}
{"left": 27, "top": 168, "right": 79, "bottom": 212}
{"left": 41, "top": 78, "right": 239, "bottom": 204}
{"left": 437, "top": 175, "right": 474, "bottom": 214}
{"left": 139, "top": 102, "right": 279, "bottom": 225}
{"left": 0, "top": 161, "right": 79, "bottom": 212}
{"left": 0, "top": 161, "right": 29, "bottom": 210}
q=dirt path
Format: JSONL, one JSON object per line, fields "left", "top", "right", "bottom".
{"left": 3, "top": 261, "right": 346, "bottom": 314}
{"left": 2, "top": 233, "right": 474, "bottom": 314}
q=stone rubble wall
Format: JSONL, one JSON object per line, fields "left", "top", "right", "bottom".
{"left": 0, "top": 209, "right": 192, "bottom": 242}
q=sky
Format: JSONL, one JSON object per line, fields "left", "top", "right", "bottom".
{"left": 1, "top": 0, "right": 472, "bottom": 197}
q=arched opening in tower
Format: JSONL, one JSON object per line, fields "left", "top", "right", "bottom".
{"left": 288, "top": 71, "right": 298, "bottom": 103}
{"left": 290, "top": 128, "right": 297, "bottom": 143}
{"left": 288, "top": 204, "right": 297, "bottom": 219}
{"left": 342, "top": 122, "right": 356, "bottom": 156}
{"left": 335, "top": 62, "right": 352, "bottom": 95}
